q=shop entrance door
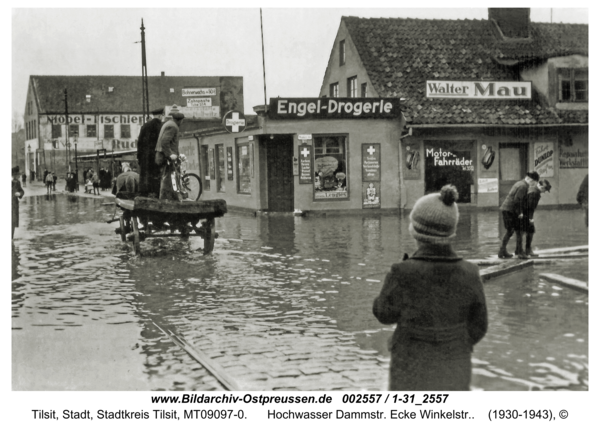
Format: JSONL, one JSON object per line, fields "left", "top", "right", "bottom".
{"left": 266, "top": 135, "right": 294, "bottom": 212}
{"left": 424, "top": 141, "right": 474, "bottom": 203}
{"left": 499, "top": 143, "right": 528, "bottom": 203}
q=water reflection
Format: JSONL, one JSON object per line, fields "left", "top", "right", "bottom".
{"left": 12, "top": 195, "right": 588, "bottom": 390}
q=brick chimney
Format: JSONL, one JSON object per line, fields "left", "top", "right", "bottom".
{"left": 488, "top": 8, "right": 530, "bottom": 38}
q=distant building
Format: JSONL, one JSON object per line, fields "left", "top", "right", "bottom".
{"left": 11, "top": 129, "right": 25, "bottom": 174}
{"left": 24, "top": 73, "right": 243, "bottom": 179}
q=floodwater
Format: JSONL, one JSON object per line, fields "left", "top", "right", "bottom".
{"left": 12, "top": 194, "right": 588, "bottom": 391}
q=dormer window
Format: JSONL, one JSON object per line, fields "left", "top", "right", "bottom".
{"left": 86, "top": 95, "right": 91, "bottom": 103}
{"left": 559, "top": 68, "right": 588, "bottom": 102}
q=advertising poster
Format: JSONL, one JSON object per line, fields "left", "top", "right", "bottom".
{"left": 208, "top": 147, "right": 215, "bottom": 180}
{"left": 298, "top": 144, "right": 313, "bottom": 184}
{"left": 402, "top": 141, "right": 420, "bottom": 179}
{"left": 362, "top": 143, "right": 381, "bottom": 182}
{"left": 478, "top": 177, "right": 499, "bottom": 193}
{"left": 226, "top": 146, "right": 234, "bottom": 181}
{"left": 534, "top": 142, "right": 554, "bottom": 177}
{"left": 362, "top": 182, "right": 381, "bottom": 208}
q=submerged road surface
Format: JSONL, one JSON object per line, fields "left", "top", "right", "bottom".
{"left": 12, "top": 193, "right": 588, "bottom": 391}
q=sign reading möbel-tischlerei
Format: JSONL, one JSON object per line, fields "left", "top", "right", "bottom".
{"left": 269, "top": 98, "right": 403, "bottom": 120}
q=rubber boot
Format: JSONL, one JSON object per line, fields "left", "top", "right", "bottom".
{"left": 525, "top": 232, "right": 538, "bottom": 257}
{"left": 498, "top": 230, "right": 514, "bottom": 259}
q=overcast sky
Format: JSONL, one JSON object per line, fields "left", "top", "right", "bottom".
{"left": 11, "top": 7, "right": 588, "bottom": 118}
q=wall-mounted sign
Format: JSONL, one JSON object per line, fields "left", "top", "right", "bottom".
{"left": 425, "top": 147, "right": 474, "bottom": 170}
{"left": 402, "top": 142, "right": 420, "bottom": 179}
{"left": 478, "top": 178, "right": 498, "bottom": 193}
{"left": 186, "top": 98, "right": 212, "bottom": 107}
{"left": 182, "top": 88, "right": 216, "bottom": 97}
{"left": 298, "top": 144, "right": 313, "bottom": 184}
{"left": 269, "top": 98, "right": 403, "bottom": 120}
{"left": 559, "top": 144, "right": 588, "bottom": 169}
{"left": 362, "top": 182, "right": 381, "bottom": 209}
{"left": 223, "top": 110, "right": 246, "bottom": 133}
{"left": 46, "top": 114, "right": 146, "bottom": 125}
{"left": 426, "top": 81, "right": 531, "bottom": 99}
{"left": 226, "top": 146, "right": 234, "bottom": 180}
{"left": 248, "top": 135, "right": 254, "bottom": 141}
{"left": 298, "top": 134, "right": 312, "bottom": 141}
{"left": 362, "top": 143, "right": 381, "bottom": 182}
{"left": 534, "top": 142, "right": 554, "bottom": 177}
{"left": 165, "top": 105, "right": 220, "bottom": 119}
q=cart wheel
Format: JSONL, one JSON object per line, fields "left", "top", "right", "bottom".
{"left": 132, "top": 217, "right": 141, "bottom": 255}
{"left": 203, "top": 217, "right": 216, "bottom": 255}
{"left": 182, "top": 173, "right": 202, "bottom": 201}
{"left": 119, "top": 215, "right": 127, "bottom": 242}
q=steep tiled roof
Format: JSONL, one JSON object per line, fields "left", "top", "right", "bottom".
{"left": 343, "top": 16, "right": 588, "bottom": 126}
{"left": 31, "top": 75, "right": 244, "bottom": 117}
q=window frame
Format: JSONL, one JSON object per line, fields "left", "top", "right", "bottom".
{"left": 236, "top": 140, "right": 252, "bottom": 195}
{"left": 558, "top": 67, "right": 588, "bottom": 102}
{"left": 361, "top": 83, "right": 368, "bottom": 98}
{"left": 121, "top": 124, "right": 131, "bottom": 139}
{"left": 347, "top": 76, "right": 357, "bottom": 98}
{"left": 86, "top": 124, "right": 97, "bottom": 138}
{"left": 104, "top": 124, "right": 114, "bottom": 139}
{"left": 312, "top": 133, "right": 350, "bottom": 202}
{"left": 51, "top": 124, "right": 62, "bottom": 139}
{"left": 200, "top": 145, "right": 211, "bottom": 191}
{"left": 330, "top": 82, "right": 339, "bottom": 98}
{"left": 215, "top": 143, "right": 226, "bottom": 193}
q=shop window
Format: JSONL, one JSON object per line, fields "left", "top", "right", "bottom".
{"left": 339, "top": 40, "right": 346, "bottom": 66}
{"left": 200, "top": 145, "right": 210, "bottom": 191}
{"left": 361, "top": 83, "right": 368, "bottom": 98}
{"left": 87, "top": 124, "right": 96, "bottom": 138}
{"left": 52, "top": 124, "right": 62, "bottom": 139}
{"left": 216, "top": 144, "right": 226, "bottom": 192}
{"left": 313, "top": 135, "right": 348, "bottom": 200}
{"left": 330, "top": 82, "right": 339, "bottom": 97}
{"left": 121, "top": 124, "right": 131, "bottom": 138}
{"left": 424, "top": 141, "right": 475, "bottom": 204}
{"left": 104, "top": 124, "right": 114, "bottom": 138}
{"left": 236, "top": 141, "right": 252, "bottom": 194}
{"left": 558, "top": 68, "right": 588, "bottom": 102}
{"left": 347, "top": 76, "right": 357, "bottom": 97}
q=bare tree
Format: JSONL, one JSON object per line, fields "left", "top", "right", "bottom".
{"left": 12, "top": 110, "right": 24, "bottom": 133}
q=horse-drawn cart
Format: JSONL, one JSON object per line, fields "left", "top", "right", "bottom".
{"left": 113, "top": 197, "right": 227, "bottom": 255}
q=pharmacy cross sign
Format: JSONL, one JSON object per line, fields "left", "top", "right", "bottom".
{"left": 222, "top": 110, "right": 246, "bottom": 133}
{"left": 367, "top": 146, "right": 376, "bottom": 155}
{"left": 301, "top": 148, "right": 310, "bottom": 157}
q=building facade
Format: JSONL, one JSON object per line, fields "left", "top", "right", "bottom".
{"left": 24, "top": 74, "right": 244, "bottom": 179}
{"left": 318, "top": 9, "right": 588, "bottom": 209}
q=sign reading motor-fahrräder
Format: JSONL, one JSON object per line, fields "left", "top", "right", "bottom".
{"left": 223, "top": 110, "right": 246, "bottom": 133}
{"left": 268, "top": 98, "right": 403, "bottom": 120}
{"left": 426, "top": 81, "right": 532, "bottom": 99}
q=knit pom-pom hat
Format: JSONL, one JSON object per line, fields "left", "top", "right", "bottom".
{"left": 409, "top": 185, "right": 460, "bottom": 245}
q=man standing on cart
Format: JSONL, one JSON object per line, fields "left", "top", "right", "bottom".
{"left": 137, "top": 107, "right": 165, "bottom": 197}
{"left": 155, "top": 105, "right": 186, "bottom": 201}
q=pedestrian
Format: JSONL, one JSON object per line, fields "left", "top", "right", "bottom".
{"left": 372, "top": 185, "right": 488, "bottom": 391}
{"left": 22, "top": 173, "right": 27, "bottom": 185}
{"left": 576, "top": 174, "right": 588, "bottom": 228}
{"left": 91, "top": 170, "right": 100, "bottom": 195}
{"left": 52, "top": 172, "right": 57, "bottom": 191}
{"left": 155, "top": 105, "right": 186, "bottom": 201}
{"left": 138, "top": 107, "right": 165, "bottom": 197}
{"left": 111, "top": 162, "right": 139, "bottom": 199}
{"left": 12, "top": 166, "right": 25, "bottom": 239}
{"left": 498, "top": 171, "right": 540, "bottom": 259}
{"left": 522, "top": 179, "right": 552, "bottom": 257}
{"left": 30, "top": 170, "right": 35, "bottom": 183}
{"left": 45, "top": 171, "right": 54, "bottom": 195}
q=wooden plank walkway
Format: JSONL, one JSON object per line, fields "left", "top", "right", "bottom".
{"left": 539, "top": 273, "right": 588, "bottom": 293}
{"left": 479, "top": 259, "right": 534, "bottom": 281}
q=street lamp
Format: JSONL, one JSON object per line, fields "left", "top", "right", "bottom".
{"left": 27, "top": 144, "right": 31, "bottom": 180}
{"left": 73, "top": 134, "right": 79, "bottom": 188}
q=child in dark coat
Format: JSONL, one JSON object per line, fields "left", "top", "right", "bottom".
{"left": 373, "top": 185, "right": 488, "bottom": 391}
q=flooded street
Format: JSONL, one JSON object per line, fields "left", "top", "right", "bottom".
{"left": 12, "top": 194, "right": 588, "bottom": 391}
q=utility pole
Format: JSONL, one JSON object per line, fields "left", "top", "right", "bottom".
{"left": 141, "top": 19, "right": 150, "bottom": 123}
{"left": 64, "top": 88, "right": 70, "bottom": 173}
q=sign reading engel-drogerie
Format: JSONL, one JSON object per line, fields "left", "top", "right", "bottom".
{"left": 426, "top": 81, "right": 531, "bottom": 99}
{"left": 182, "top": 88, "right": 217, "bottom": 97}
{"left": 269, "top": 98, "right": 403, "bottom": 120}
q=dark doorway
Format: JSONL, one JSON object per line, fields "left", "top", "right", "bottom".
{"left": 266, "top": 135, "right": 294, "bottom": 212}
{"left": 499, "top": 143, "right": 528, "bottom": 204}
{"left": 424, "top": 141, "right": 475, "bottom": 203}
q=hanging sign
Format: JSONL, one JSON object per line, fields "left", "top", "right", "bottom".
{"left": 533, "top": 142, "right": 554, "bottom": 177}
{"left": 299, "top": 145, "right": 313, "bottom": 184}
{"left": 223, "top": 110, "right": 246, "bottom": 133}
{"left": 362, "top": 182, "right": 381, "bottom": 209}
{"left": 362, "top": 143, "right": 381, "bottom": 182}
